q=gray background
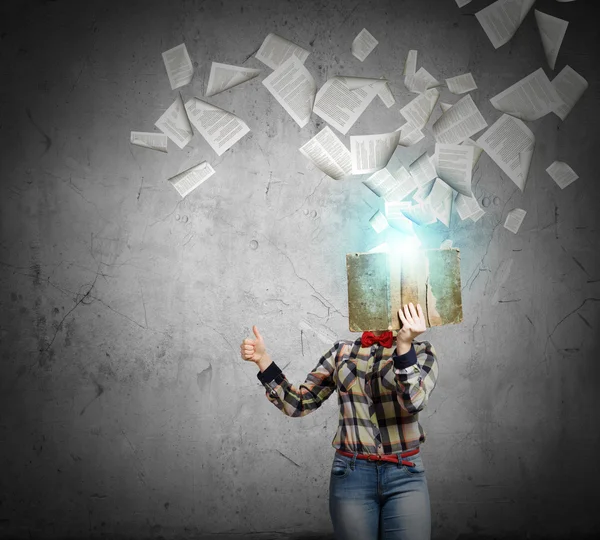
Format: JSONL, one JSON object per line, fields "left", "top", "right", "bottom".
{"left": 1, "top": 0, "right": 599, "bottom": 538}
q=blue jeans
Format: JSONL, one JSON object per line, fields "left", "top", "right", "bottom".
{"left": 328, "top": 451, "right": 431, "bottom": 540}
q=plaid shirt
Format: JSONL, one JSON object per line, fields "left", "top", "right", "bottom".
{"left": 256, "top": 338, "right": 439, "bottom": 455}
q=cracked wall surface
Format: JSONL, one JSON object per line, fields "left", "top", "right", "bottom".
{"left": 0, "top": 0, "right": 599, "bottom": 539}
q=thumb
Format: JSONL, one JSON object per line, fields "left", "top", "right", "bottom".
{"left": 253, "top": 325, "right": 263, "bottom": 341}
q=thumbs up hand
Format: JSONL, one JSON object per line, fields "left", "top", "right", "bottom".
{"left": 240, "top": 325, "right": 268, "bottom": 364}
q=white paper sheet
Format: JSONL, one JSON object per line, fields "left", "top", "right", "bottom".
{"left": 377, "top": 81, "right": 395, "bottom": 108}
{"left": 403, "top": 50, "right": 418, "bottom": 90}
{"left": 433, "top": 143, "right": 474, "bottom": 196}
{"left": 408, "top": 152, "right": 437, "bottom": 187}
{"left": 456, "top": 0, "right": 473, "bottom": 7}
{"left": 397, "top": 122, "right": 425, "bottom": 146}
{"left": 130, "top": 131, "right": 168, "bottom": 153}
{"left": 184, "top": 98, "right": 250, "bottom": 156}
{"left": 432, "top": 94, "right": 488, "bottom": 145}
{"left": 363, "top": 165, "right": 417, "bottom": 202}
{"left": 490, "top": 68, "right": 564, "bottom": 121}
{"left": 440, "top": 102, "right": 454, "bottom": 113}
{"left": 401, "top": 201, "right": 438, "bottom": 226}
{"left": 408, "top": 67, "right": 441, "bottom": 94}
{"left": 477, "top": 114, "right": 534, "bottom": 190}
{"left": 168, "top": 161, "right": 216, "bottom": 198}
{"left": 425, "top": 178, "right": 454, "bottom": 227}
{"left": 350, "top": 131, "right": 401, "bottom": 174}
{"left": 461, "top": 138, "right": 484, "bottom": 169}
{"left": 262, "top": 55, "right": 316, "bottom": 128}
{"left": 384, "top": 202, "right": 416, "bottom": 234}
{"left": 446, "top": 73, "right": 478, "bottom": 94}
{"left": 455, "top": 193, "right": 482, "bottom": 220}
{"left": 399, "top": 88, "right": 440, "bottom": 131}
{"left": 534, "top": 10, "right": 568, "bottom": 70}
{"left": 352, "top": 28, "right": 378, "bottom": 61}
{"left": 155, "top": 93, "right": 193, "bottom": 149}
{"left": 470, "top": 208, "right": 486, "bottom": 222}
{"left": 369, "top": 210, "right": 389, "bottom": 233}
{"left": 162, "top": 43, "right": 194, "bottom": 90}
{"left": 255, "top": 33, "right": 310, "bottom": 70}
{"left": 205, "top": 62, "right": 261, "bottom": 97}
{"left": 546, "top": 161, "right": 578, "bottom": 189}
{"left": 313, "top": 76, "right": 380, "bottom": 135}
{"left": 475, "top": 0, "right": 536, "bottom": 49}
{"left": 551, "top": 65, "right": 588, "bottom": 120}
{"left": 504, "top": 208, "right": 527, "bottom": 233}
{"left": 299, "top": 126, "right": 352, "bottom": 180}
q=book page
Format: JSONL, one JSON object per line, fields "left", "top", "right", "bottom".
{"left": 551, "top": 65, "right": 588, "bottom": 120}
{"left": 408, "top": 67, "right": 441, "bottom": 94}
{"left": 262, "top": 55, "right": 316, "bottom": 127}
{"left": 205, "top": 62, "right": 261, "bottom": 97}
{"left": 155, "top": 93, "right": 193, "bottom": 149}
{"left": 433, "top": 143, "right": 474, "bottom": 196}
{"left": 546, "top": 161, "right": 578, "bottom": 189}
{"left": 255, "top": 33, "right": 310, "bottom": 70}
{"left": 363, "top": 165, "right": 417, "bottom": 202}
{"left": 401, "top": 201, "right": 438, "bottom": 226}
{"left": 299, "top": 126, "right": 352, "bottom": 180}
{"left": 162, "top": 43, "right": 194, "bottom": 90}
{"left": 490, "top": 68, "right": 564, "bottom": 121}
{"left": 352, "top": 28, "right": 378, "bottom": 61}
{"left": 313, "top": 76, "right": 380, "bottom": 135}
{"left": 470, "top": 208, "right": 485, "bottom": 222}
{"left": 369, "top": 210, "right": 389, "bottom": 233}
{"left": 534, "top": 10, "right": 568, "bottom": 70}
{"left": 476, "top": 114, "right": 534, "bottom": 190}
{"left": 455, "top": 193, "right": 482, "bottom": 220}
{"left": 130, "top": 131, "right": 168, "bottom": 153}
{"left": 377, "top": 81, "right": 395, "bottom": 108}
{"left": 425, "top": 178, "right": 454, "bottom": 227}
{"left": 408, "top": 152, "right": 437, "bottom": 187}
{"left": 461, "top": 138, "right": 484, "bottom": 169}
{"left": 440, "top": 102, "right": 454, "bottom": 113}
{"left": 350, "top": 131, "right": 401, "bottom": 174}
{"left": 432, "top": 94, "right": 487, "bottom": 145}
{"left": 384, "top": 201, "right": 415, "bottom": 234}
{"left": 456, "top": 0, "right": 473, "bottom": 7}
{"left": 184, "top": 98, "right": 250, "bottom": 156}
{"left": 504, "top": 208, "right": 526, "bottom": 233}
{"left": 168, "top": 161, "right": 215, "bottom": 198}
{"left": 412, "top": 178, "right": 435, "bottom": 203}
{"left": 446, "top": 73, "right": 477, "bottom": 94}
{"left": 399, "top": 88, "right": 440, "bottom": 130}
{"left": 397, "top": 122, "right": 425, "bottom": 146}
{"left": 403, "top": 49, "right": 418, "bottom": 90}
{"left": 475, "top": 0, "right": 536, "bottom": 49}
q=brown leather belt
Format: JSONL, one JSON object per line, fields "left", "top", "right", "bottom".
{"left": 336, "top": 447, "right": 419, "bottom": 467}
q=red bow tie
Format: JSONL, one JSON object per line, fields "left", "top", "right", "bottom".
{"left": 361, "top": 331, "right": 394, "bottom": 348}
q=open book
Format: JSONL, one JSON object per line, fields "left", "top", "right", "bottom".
{"left": 346, "top": 249, "right": 463, "bottom": 331}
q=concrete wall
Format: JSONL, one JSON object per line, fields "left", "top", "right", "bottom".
{"left": 1, "top": 0, "right": 599, "bottom": 538}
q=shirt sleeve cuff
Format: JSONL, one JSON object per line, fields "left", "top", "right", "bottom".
{"left": 393, "top": 344, "right": 418, "bottom": 370}
{"left": 256, "top": 361, "right": 283, "bottom": 384}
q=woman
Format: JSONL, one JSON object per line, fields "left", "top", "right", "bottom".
{"left": 240, "top": 302, "right": 439, "bottom": 540}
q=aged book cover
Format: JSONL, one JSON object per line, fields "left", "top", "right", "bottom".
{"left": 346, "top": 248, "right": 463, "bottom": 331}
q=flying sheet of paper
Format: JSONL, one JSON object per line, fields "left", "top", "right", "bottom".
{"left": 350, "top": 131, "right": 401, "bottom": 174}
{"left": 551, "top": 65, "right": 588, "bottom": 120}
{"left": 432, "top": 94, "right": 487, "bottom": 145}
{"left": 399, "top": 88, "right": 440, "bottom": 131}
{"left": 205, "top": 62, "right": 261, "bottom": 97}
{"left": 475, "top": 0, "right": 536, "bottom": 49}
{"left": 455, "top": 193, "right": 482, "bottom": 220}
{"left": 425, "top": 178, "right": 454, "bottom": 227}
{"left": 130, "top": 131, "right": 168, "bottom": 153}
{"left": 408, "top": 152, "right": 437, "bottom": 187}
{"left": 433, "top": 143, "right": 474, "bottom": 196}
{"left": 377, "top": 82, "right": 395, "bottom": 108}
{"left": 534, "top": 10, "right": 568, "bottom": 70}
{"left": 470, "top": 208, "right": 485, "bottom": 222}
{"left": 162, "top": 43, "right": 194, "bottom": 90}
{"left": 363, "top": 165, "right": 417, "bottom": 203}
{"left": 369, "top": 210, "right": 389, "bottom": 233}
{"left": 262, "top": 55, "right": 316, "bottom": 128}
{"left": 403, "top": 50, "right": 418, "bottom": 90}
{"left": 401, "top": 201, "right": 438, "bottom": 226}
{"left": 412, "top": 178, "right": 435, "bottom": 203}
{"left": 313, "top": 76, "right": 380, "bottom": 135}
{"left": 155, "top": 93, "right": 193, "bottom": 149}
{"left": 397, "top": 122, "right": 425, "bottom": 146}
{"left": 184, "top": 98, "right": 250, "bottom": 156}
{"left": 456, "top": 0, "right": 473, "bottom": 6}
{"left": 490, "top": 68, "right": 564, "bottom": 121}
{"left": 504, "top": 208, "right": 527, "bottom": 234}
{"left": 255, "top": 33, "right": 310, "bottom": 70}
{"left": 440, "top": 102, "right": 454, "bottom": 113}
{"left": 384, "top": 201, "right": 415, "bottom": 234}
{"left": 352, "top": 28, "right": 378, "bottom": 61}
{"left": 168, "top": 161, "right": 216, "bottom": 198}
{"left": 461, "top": 138, "right": 484, "bottom": 169}
{"left": 477, "top": 114, "right": 534, "bottom": 191}
{"left": 408, "top": 67, "right": 441, "bottom": 93}
{"left": 446, "top": 73, "right": 478, "bottom": 94}
{"left": 299, "top": 126, "right": 352, "bottom": 180}
{"left": 546, "top": 161, "right": 578, "bottom": 189}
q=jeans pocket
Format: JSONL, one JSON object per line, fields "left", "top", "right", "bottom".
{"left": 331, "top": 456, "right": 350, "bottom": 479}
{"left": 404, "top": 454, "right": 426, "bottom": 476}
